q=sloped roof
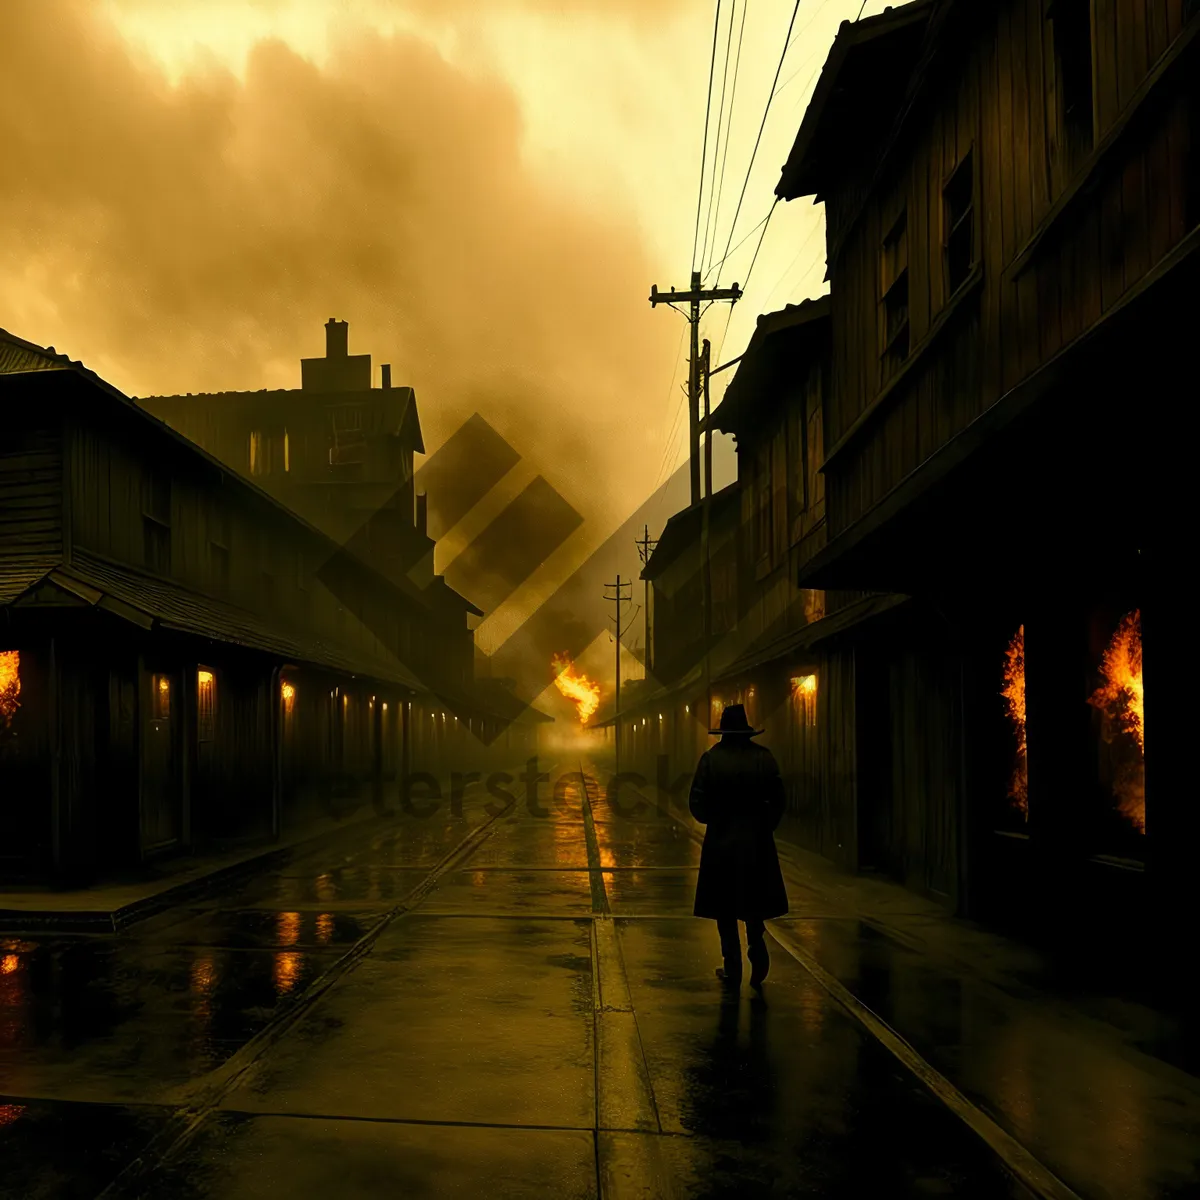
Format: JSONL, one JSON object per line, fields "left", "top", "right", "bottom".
{"left": 1, "top": 548, "right": 426, "bottom": 691}
{"left": 139, "top": 384, "right": 425, "bottom": 453}
{"left": 641, "top": 484, "right": 741, "bottom": 583}
{"left": 0, "top": 329, "right": 448, "bottom": 620}
{"left": 776, "top": 0, "right": 934, "bottom": 200}
{"left": 709, "top": 296, "right": 830, "bottom": 437}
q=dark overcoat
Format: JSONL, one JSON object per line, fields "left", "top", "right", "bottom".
{"left": 689, "top": 738, "right": 788, "bottom": 920}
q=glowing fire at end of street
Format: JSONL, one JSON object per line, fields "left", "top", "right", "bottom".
{"left": 1089, "top": 610, "right": 1145, "bottom": 833}
{"left": 0, "top": 650, "right": 20, "bottom": 728}
{"left": 1001, "top": 627, "right": 1028, "bottom": 818}
{"left": 551, "top": 652, "right": 601, "bottom": 725}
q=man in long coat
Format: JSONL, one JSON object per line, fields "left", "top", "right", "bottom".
{"left": 689, "top": 703, "right": 788, "bottom": 989}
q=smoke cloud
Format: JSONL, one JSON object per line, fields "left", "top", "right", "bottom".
{"left": 0, "top": 1, "right": 677, "bottom": 530}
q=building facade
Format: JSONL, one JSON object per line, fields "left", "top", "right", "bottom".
{"left": 775, "top": 0, "right": 1196, "bottom": 978}
{"left": 620, "top": 0, "right": 1196, "bottom": 996}
{"left": 1, "top": 331, "right": 525, "bottom": 885}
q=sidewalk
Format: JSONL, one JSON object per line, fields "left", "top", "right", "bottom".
{"left": 0, "top": 805, "right": 387, "bottom": 934}
{"left": 653, "top": 788, "right": 1200, "bottom": 1200}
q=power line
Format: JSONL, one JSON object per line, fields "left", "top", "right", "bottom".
{"left": 705, "top": 210, "right": 769, "bottom": 282}
{"left": 714, "top": 196, "right": 779, "bottom": 366}
{"left": 704, "top": 0, "right": 748, "bottom": 277}
{"left": 713, "top": 0, "right": 803, "bottom": 286}
{"left": 653, "top": 323, "right": 689, "bottom": 492}
{"left": 701, "top": 1, "right": 738, "bottom": 273}
{"left": 691, "top": 1, "right": 723, "bottom": 274}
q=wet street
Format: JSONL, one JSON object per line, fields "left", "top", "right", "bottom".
{"left": 0, "top": 762, "right": 1153, "bottom": 1198}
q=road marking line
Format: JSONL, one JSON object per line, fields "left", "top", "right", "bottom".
{"left": 95, "top": 803, "right": 514, "bottom": 1200}
{"left": 767, "top": 923, "right": 1083, "bottom": 1200}
{"left": 621, "top": 775, "right": 1080, "bottom": 1200}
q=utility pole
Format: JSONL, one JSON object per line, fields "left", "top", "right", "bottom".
{"left": 604, "top": 574, "right": 633, "bottom": 773}
{"left": 649, "top": 271, "right": 741, "bottom": 506}
{"left": 635, "top": 525, "right": 659, "bottom": 676}
{"left": 701, "top": 339, "right": 714, "bottom": 730}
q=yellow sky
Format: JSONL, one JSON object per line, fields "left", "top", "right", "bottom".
{"left": 2, "top": 0, "right": 890, "bottom": 651}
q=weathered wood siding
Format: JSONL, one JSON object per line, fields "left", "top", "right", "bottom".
{"left": 0, "top": 421, "right": 62, "bottom": 576}
{"left": 824, "top": 0, "right": 1195, "bottom": 538}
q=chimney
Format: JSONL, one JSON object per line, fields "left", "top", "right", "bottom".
{"left": 325, "top": 318, "right": 348, "bottom": 359}
{"left": 416, "top": 492, "right": 428, "bottom": 537}
{"left": 381, "top": 363, "right": 391, "bottom": 389}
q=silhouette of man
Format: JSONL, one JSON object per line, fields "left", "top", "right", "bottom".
{"left": 689, "top": 704, "right": 788, "bottom": 990}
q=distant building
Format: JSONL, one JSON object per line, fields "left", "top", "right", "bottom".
{"left": 139, "top": 320, "right": 444, "bottom": 598}
{"left": 0, "top": 329, "right": 533, "bottom": 885}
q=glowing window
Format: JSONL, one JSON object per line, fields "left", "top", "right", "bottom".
{"left": 249, "top": 430, "right": 264, "bottom": 476}
{"left": 197, "top": 669, "right": 216, "bottom": 742}
{"left": 791, "top": 675, "right": 818, "bottom": 728}
{"left": 152, "top": 673, "right": 171, "bottom": 722}
{"left": 0, "top": 649, "right": 21, "bottom": 728}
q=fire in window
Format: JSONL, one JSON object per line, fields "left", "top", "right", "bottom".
{"left": 791, "top": 674, "right": 818, "bottom": 728}
{"left": 197, "top": 669, "right": 215, "bottom": 742}
{"left": 1001, "top": 627, "right": 1028, "bottom": 820}
{"left": 1088, "top": 610, "right": 1144, "bottom": 834}
{"left": 281, "top": 680, "right": 296, "bottom": 717}
{"left": 0, "top": 650, "right": 20, "bottom": 728}
{"left": 152, "top": 673, "right": 171, "bottom": 722}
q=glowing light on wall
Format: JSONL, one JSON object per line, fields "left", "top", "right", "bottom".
{"left": 0, "top": 650, "right": 21, "bottom": 727}
{"left": 197, "top": 668, "right": 216, "bottom": 742}
{"left": 152, "top": 673, "right": 171, "bottom": 721}
{"left": 791, "top": 675, "right": 818, "bottom": 728}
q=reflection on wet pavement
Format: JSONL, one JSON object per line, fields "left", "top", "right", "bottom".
{"left": 4, "top": 781, "right": 1175, "bottom": 1197}
{"left": 0, "top": 1097, "right": 172, "bottom": 1200}
{"left": 775, "top": 916, "right": 1200, "bottom": 1200}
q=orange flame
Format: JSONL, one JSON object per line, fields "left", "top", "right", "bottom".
{"left": 1001, "top": 627, "right": 1028, "bottom": 818}
{"left": 0, "top": 651, "right": 20, "bottom": 728}
{"left": 551, "top": 652, "right": 601, "bottom": 725}
{"left": 1089, "top": 610, "right": 1145, "bottom": 833}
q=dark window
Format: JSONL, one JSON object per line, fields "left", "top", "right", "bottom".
{"left": 208, "top": 506, "right": 230, "bottom": 595}
{"left": 806, "top": 369, "right": 825, "bottom": 513}
{"left": 250, "top": 429, "right": 288, "bottom": 475}
{"left": 755, "top": 442, "right": 772, "bottom": 565}
{"left": 142, "top": 473, "right": 171, "bottom": 574}
{"left": 1050, "top": 0, "right": 1094, "bottom": 172}
{"left": 944, "top": 150, "right": 975, "bottom": 295}
{"left": 771, "top": 428, "right": 788, "bottom": 567}
{"left": 881, "top": 208, "right": 910, "bottom": 375}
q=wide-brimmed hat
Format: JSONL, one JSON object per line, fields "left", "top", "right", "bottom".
{"left": 709, "top": 703, "right": 763, "bottom": 736}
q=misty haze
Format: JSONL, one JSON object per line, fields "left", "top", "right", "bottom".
{"left": 1, "top": 1, "right": 1194, "bottom": 1198}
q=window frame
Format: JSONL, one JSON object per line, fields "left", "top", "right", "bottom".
{"left": 943, "top": 147, "right": 977, "bottom": 298}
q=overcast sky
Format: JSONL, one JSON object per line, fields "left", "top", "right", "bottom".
{"left": 1, "top": 0, "right": 893, "bottom": 675}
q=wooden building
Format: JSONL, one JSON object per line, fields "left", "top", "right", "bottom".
{"left": 616, "top": 298, "right": 902, "bottom": 867}
{"left": 0, "top": 330, "right": 515, "bottom": 885}
{"left": 771, "top": 0, "right": 1197, "bottom": 980}
{"left": 138, "top": 319, "right": 453, "bottom": 602}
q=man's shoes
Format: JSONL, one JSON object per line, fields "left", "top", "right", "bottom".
{"left": 715, "top": 967, "right": 741, "bottom": 987}
{"left": 748, "top": 946, "right": 769, "bottom": 990}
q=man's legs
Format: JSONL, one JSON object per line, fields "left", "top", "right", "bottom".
{"left": 715, "top": 916, "right": 742, "bottom": 982}
{"left": 745, "top": 918, "right": 769, "bottom": 986}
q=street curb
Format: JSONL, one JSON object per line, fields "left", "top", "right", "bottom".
{"left": 0, "top": 807, "right": 392, "bottom": 935}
